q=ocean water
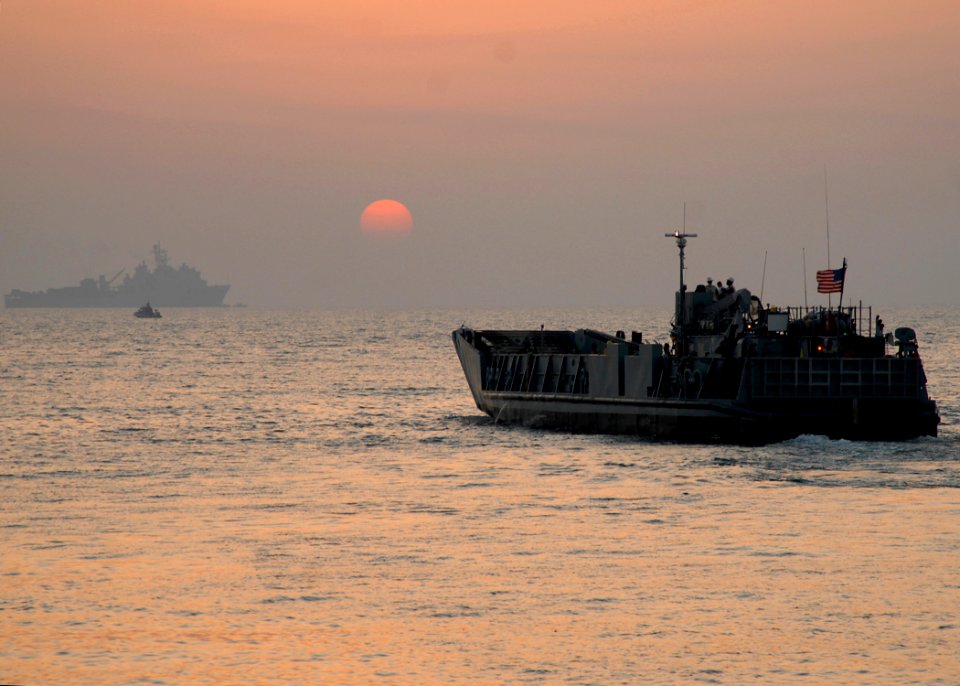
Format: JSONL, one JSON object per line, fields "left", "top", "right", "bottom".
{"left": 1, "top": 307, "right": 958, "bottom": 685}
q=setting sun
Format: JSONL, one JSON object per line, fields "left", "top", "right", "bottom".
{"left": 360, "top": 199, "right": 413, "bottom": 238}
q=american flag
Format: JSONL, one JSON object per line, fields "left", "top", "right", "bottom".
{"left": 816, "top": 264, "right": 846, "bottom": 294}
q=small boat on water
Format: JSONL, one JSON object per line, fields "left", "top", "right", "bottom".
{"left": 453, "top": 232, "right": 939, "bottom": 444}
{"left": 134, "top": 302, "right": 161, "bottom": 318}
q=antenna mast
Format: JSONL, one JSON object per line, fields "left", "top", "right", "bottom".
{"left": 802, "top": 247, "right": 808, "bottom": 310}
{"left": 760, "top": 250, "right": 768, "bottom": 302}
{"left": 824, "top": 167, "right": 832, "bottom": 309}
{"left": 664, "top": 203, "right": 697, "bottom": 351}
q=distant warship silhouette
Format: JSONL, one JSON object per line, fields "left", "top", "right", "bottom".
{"left": 5, "top": 245, "right": 229, "bottom": 308}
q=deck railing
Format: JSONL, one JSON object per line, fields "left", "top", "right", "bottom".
{"left": 783, "top": 302, "right": 875, "bottom": 336}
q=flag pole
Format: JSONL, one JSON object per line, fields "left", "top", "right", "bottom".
{"left": 838, "top": 257, "right": 847, "bottom": 313}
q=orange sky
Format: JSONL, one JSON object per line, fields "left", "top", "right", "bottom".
{"left": 2, "top": 0, "right": 958, "bottom": 306}
{"left": 10, "top": 2, "right": 954, "bottom": 125}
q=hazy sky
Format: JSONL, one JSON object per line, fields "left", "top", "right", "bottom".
{"left": 2, "top": 1, "right": 958, "bottom": 308}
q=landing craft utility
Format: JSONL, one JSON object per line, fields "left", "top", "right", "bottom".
{"left": 453, "top": 233, "right": 939, "bottom": 444}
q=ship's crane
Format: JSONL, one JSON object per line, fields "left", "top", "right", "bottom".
{"left": 98, "top": 268, "right": 125, "bottom": 291}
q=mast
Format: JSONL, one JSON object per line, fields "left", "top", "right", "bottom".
{"left": 760, "top": 250, "right": 768, "bottom": 302}
{"left": 838, "top": 257, "right": 847, "bottom": 312}
{"left": 824, "top": 167, "right": 832, "bottom": 309}
{"left": 664, "top": 207, "right": 697, "bottom": 352}
{"left": 802, "top": 248, "right": 808, "bottom": 310}
{"left": 153, "top": 244, "right": 170, "bottom": 270}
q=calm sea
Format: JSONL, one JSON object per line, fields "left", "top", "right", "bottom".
{"left": 2, "top": 307, "right": 958, "bottom": 685}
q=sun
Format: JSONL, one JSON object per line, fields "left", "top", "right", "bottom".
{"left": 360, "top": 199, "right": 413, "bottom": 238}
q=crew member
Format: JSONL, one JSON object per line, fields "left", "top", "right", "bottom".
{"left": 705, "top": 277, "right": 718, "bottom": 300}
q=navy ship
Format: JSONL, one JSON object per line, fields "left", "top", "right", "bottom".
{"left": 453, "top": 233, "right": 939, "bottom": 444}
{"left": 4, "top": 245, "right": 230, "bottom": 308}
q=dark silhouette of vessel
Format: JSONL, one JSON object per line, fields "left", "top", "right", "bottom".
{"left": 4, "top": 245, "right": 229, "bottom": 308}
{"left": 134, "top": 302, "right": 162, "bottom": 318}
{"left": 453, "top": 233, "right": 939, "bottom": 444}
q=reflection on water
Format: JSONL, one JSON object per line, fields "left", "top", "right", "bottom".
{"left": 1, "top": 308, "right": 958, "bottom": 684}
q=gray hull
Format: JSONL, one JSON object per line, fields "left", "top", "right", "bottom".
{"left": 453, "top": 328, "right": 939, "bottom": 444}
{"left": 5, "top": 284, "right": 229, "bottom": 308}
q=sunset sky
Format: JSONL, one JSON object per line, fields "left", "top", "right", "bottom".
{"left": 2, "top": 1, "right": 958, "bottom": 308}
